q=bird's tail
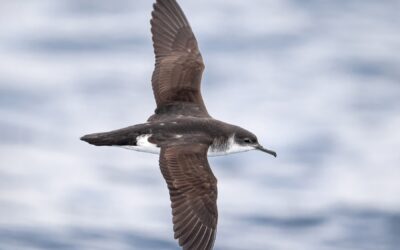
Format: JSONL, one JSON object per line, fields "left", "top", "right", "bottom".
{"left": 81, "top": 126, "right": 140, "bottom": 146}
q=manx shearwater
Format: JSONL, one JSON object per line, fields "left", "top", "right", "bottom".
{"left": 81, "top": 0, "right": 277, "bottom": 249}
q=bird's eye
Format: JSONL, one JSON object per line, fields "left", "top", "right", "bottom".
{"left": 244, "top": 138, "right": 252, "bottom": 143}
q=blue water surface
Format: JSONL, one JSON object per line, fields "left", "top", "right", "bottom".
{"left": 0, "top": 0, "right": 399, "bottom": 249}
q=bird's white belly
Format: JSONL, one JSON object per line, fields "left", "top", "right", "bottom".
{"left": 119, "top": 134, "right": 160, "bottom": 155}
{"left": 119, "top": 134, "right": 254, "bottom": 156}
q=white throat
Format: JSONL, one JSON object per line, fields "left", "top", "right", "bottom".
{"left": 208, "top": 135, "right": 254, "bottom": 157}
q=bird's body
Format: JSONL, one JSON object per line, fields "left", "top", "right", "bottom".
{"left": 81, "top": 0, "right": 276, "bottom": 249}
{"left": 82, "top": 118, "right": 257, "bottom": 157}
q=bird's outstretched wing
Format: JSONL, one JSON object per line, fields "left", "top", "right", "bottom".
{"left": 149, "top": 0, "right": 209, "bottom": 121}
{"left": 159, "top": 143, "right": 218, "bottom": 250}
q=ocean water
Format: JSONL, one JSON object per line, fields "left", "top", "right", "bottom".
{"left": 0, "top": 0, "right": 399, "bottom": 249}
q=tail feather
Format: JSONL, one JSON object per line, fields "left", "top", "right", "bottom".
{"left": 81, "top": 127, "right": 139, "bottom": 146}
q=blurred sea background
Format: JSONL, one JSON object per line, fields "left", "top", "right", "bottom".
{"left": 1, "top": 0, "right": 399, "bottom": 249}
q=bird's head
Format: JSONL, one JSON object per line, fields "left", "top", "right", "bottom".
{"left": 234, "top": 128, "right": 277, "bottom": 157}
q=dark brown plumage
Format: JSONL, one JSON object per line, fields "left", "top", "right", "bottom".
{"left": 149, "top": 0, "right": 210, "bottom": 122}
{"left": 152, "top": 2, "right": 217, "bottom": 248}
{"left": 81, "top": 0, "right": 277, "bottom": 249}
{"left": 160, "top": 143, "right": 217, "bottom": 250}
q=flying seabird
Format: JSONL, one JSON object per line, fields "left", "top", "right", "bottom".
{"left": 81, "top": 0, "right": 277, "bottom": 249}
